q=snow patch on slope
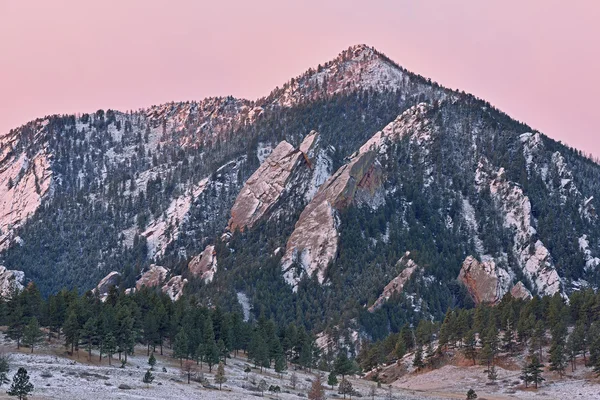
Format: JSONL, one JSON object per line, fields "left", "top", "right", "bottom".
{"left": 141, "top": 178, "right": 209, "bottom": 258}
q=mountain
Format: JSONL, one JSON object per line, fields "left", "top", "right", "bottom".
{"left": 2, "top": 44, "right": 600, "bottom": 341}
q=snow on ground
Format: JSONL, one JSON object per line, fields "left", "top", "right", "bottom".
{"left": 0, "top": 333, "right": 446, "bottom": 400}
{"left": 394, "top": 363, "right": 600, "bottom": 400}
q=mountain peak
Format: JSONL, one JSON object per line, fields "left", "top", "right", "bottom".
{"left": 264, "top": 44, "right": 414, "bottom": 107}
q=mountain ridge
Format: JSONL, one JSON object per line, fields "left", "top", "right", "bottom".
{"left": 1, "top": 45, "right": 599, "bottom": 343}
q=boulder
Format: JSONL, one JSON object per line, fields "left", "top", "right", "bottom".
{"left": 93, "top": 271, "right": 121, "bottom": 299}
{"left": 510, "top": 281, "right": 533, "bottom": 300}
{"left": 135, "top": 265, "right": 168, "bottom": 290}
{"left": 0, "top": 265, "right": 25, "bottom": 298}
{"left": 458, "top": 255, "right": 511, "bottom": 305}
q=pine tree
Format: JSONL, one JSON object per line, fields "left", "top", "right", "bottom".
{"left": 549, "top": 343, "right": 567, "bottom": 377}
{"left": 466, "top": 388, "right": 477, "bottom": 399}
{"left": 249, "top": 330, "right": 269, "bottom": 371}
{"left": 205, "top": 339, "right": 220, "bottom": 373}
{"left": 334, "top": 352, "right": 355, "bottom": 380}
{"left": 148, "top": 353, "right": 157, "bottom": 370}
{"left": 173, "top": 328, "right": 188, "bottom": 366}
{"left": 521, "top": 355, "right": 544, "bottom": 389}
{"left": 274, "top": 354, "right": 287, "bottom": 378}
{"left": 80, "top": 317, "right": 97, "bottom": 361}
{"left": 63, "top": 311, "right": 79, "bottom": 355}
{"left": 22, "top": 317, "right": 43, "bottom": 353}
{"left": 143, "top": 369, "right": 154, "bottom": 386}
{"left": 327, "top": 370, "right": 338, "bottom": 389}
{"left": 7, "top": 367, "right": 33, "bottom": 400}
{"left": 214, "top": 361, "right": 227, "bottom": 390}
{"left": 394, "top": 335, "right": 406, "bottom": 359}
{"left": 463, "top": 330, "right": 477, "bottom": 365}
{"left": 104, "top": 333, "right": 117, "bottom": 366}
{"left": 413, "top": 345, "right": 424, "bottom": 371}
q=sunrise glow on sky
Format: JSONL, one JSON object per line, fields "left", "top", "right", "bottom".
{"left": 1, "top": 0, "right": 598, "bottom": 155}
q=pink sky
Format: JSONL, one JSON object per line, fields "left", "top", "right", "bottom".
{"left": 1, "top": 1, "right": 599, "bottom": 155}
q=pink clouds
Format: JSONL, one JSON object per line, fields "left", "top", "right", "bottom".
{"left": 0, "top": 0, "right": 598, "bottom": 155}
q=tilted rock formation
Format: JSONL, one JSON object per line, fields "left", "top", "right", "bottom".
{"left": 93, "top": 271, "right": 121, "bottom": 299}
{"left": 510, "top": 281, "right": 533, "bottom": 300}
{"left": 228, "top": 131, "right": 328, "bottom": 232}
{"left": 135, "top": 264, "right": 168, "bottom": 290}
{"left": 188, "top": 245, "right": 217, "bottom": 283}
{"left": 458, "top": 255, "right": 512, "bottom": 305}
{"left": 475, "top": 158, "right": 562, "bottom": 296}
{"left": 281, "top": 104, "right": 433, "bottom": 288}
{"left": 162, "top": 275, "right": 187, "bottom": 301}
{"left": 0, "top": 265, "right": 25, "bottom": 298}
{"left": 369, "top": 252, "right": 418, "bottom": 312}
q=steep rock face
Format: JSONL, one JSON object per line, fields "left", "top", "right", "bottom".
{"left": 510, "top": 281, "right": 533, "bottom": 300}
{"left": 162, "top": 275, "right": 187, "bottom": 301}
{"left": 475, "top": 159, "right": 562, "bottom": 296}
{"left": 188, "top": 245, "right": 217, "bottom": 283}
{"left": 458, "top": 255, "right": 512, "bottom": 304}
{"left": 0, "top": 265, "right": 25, "bottom": 298}
{"left": 93, "top": 271, "right": 121, "bottom": 299}
{"left": 228, "top": 131, "right": 331, "bottom": 232}
{"left": 0, "top": 140, "right": 52, "bottom": 250}
{"left": 369, "top": 252, "right": 418, "bottom": 312}
{"left": 281, "top": 104, "right": 433, "bottom": 288}
{"left": 135, "top": 265, "right": 168, "bottom": 290}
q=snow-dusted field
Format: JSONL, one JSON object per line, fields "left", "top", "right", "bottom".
{"left": 393, "top": 363, "right": 600, "bottom": 400}
{"left": 0, "top": 337, "right": 441, "bottom": 400}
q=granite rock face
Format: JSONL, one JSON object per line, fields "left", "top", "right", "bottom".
{"left": 93, "top": 271, "right": 121, "bottom": 299}
{"left": 135, "top": 264, "right": 169, "bottom": 290}
{"left": 281, "top": 104, "right": 432, "bottom": 289}
{"left": 510, "top": 281, "right": 533, "bottom": 300}
{"left": 0, "top": 265, "right": 25, "bottom": 298}
{"left": 458, "top": 255, "right": 512, "bottom": 305}
{"left": 228, "top": 131, "right": 330, "bottom": 232}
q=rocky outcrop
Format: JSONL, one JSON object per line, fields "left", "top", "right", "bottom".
{"left": 162, "top": 275, "right": 187, "bottom": 301}
{"left": 93, "top": 271, "right": 121, "bottom": 299}
{"left": 281, "top": 104, "right": 433, "bottom": 289}
{"left": 135, "top": 265, "right": 168, "bottom": 290}
{"left": 0, "top": 265, "right": 25, "bottom": 298}
{"left": 228, "top": 131, "right": 329, "bottom": 232}
{"left": 140, "top": 178, "right": 209, "bottom": 258}
{"left": 188, "top": 245, "right": 217, "bottom": 283}
{"left": 369, "top": 252, "right": 418, "bottom": 312}
{"left": 475, "top": 158, "right": 562, "bottom": 296}
{"left": 0, "top": 145, "right": 52, "bottom": 250}
{"left": 510, "top": 281, "right": 533, "bottom": 300}
{"left": 458, "top": 255, "right": 512, "bottom": 305}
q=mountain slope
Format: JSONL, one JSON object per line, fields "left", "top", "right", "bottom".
{"left": 1, "top": 45, "right": 600, "bottom": 342}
